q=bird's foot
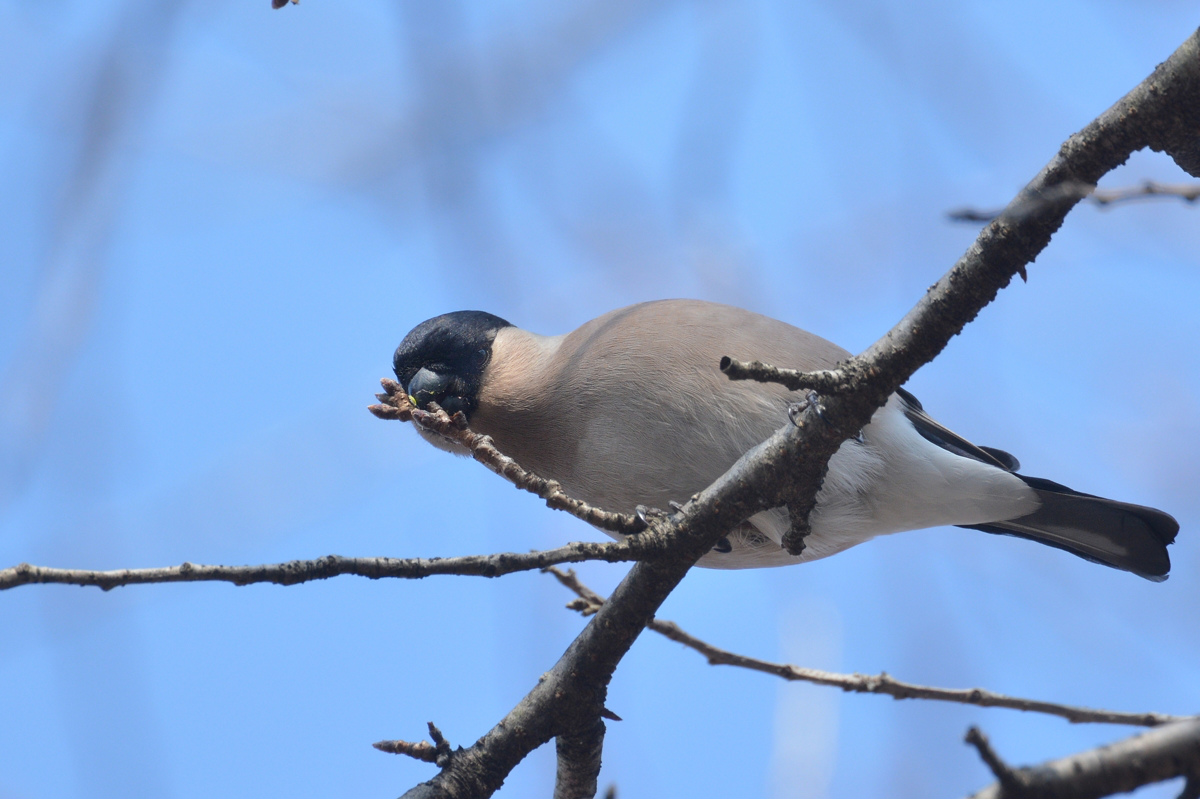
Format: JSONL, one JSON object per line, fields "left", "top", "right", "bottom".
{"left": 634, "top": 504, "right": 672, "bottom": 531}
{"left": 787, "top": 392, "right": 864, "bottom": 442}
{"left": 634, "top": 502, "right": 720, "bottom": 547}
{"left": 787, "top": 391, "right": 826, "bottom": 425}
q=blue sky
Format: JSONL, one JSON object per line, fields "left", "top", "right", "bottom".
{"left": 2, "top": 2, "right": 1198, "bottom": 797}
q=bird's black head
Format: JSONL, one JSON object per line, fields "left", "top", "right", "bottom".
{"left": 393, "top": 311, "right": 513, "bottom": 419}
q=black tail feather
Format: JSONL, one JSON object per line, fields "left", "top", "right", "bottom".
{"left": 959, "top": 474, "right": 1178, "bottom": 581}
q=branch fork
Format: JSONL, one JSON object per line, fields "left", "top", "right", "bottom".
{"left": 375, "top": 723, "right": 456, "bottom": 768}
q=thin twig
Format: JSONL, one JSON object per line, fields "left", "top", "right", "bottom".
{"left": 374, "top": 739, "right": 440, "bottom": 763}
{"left": 388, "top": 28, "right": 1200, "bottom": 798}
{"left": 948, "top": 180, "right": 1200, "bottom": 223}
{"left": 0, "top": 542, "right": 648, "bottom": 592}
{"left": 427, "top": 722, "right": 454, "bottom": 767}
{"left": 1092, "top": 181, "right": 1200, "bottom": 205}
{"left": 546, "top": 567, "right": 1193, "bottom": 728}
{"left": 718, "top": 357, "right": 848, "bottom": 393}
{"left": 965, "top": 727, "right": 1029, "bottom": 795}
{"left": 374, "top": 719, "right": 453, "bottom": 767}
{"left": 375, "top": 722, "right": 455, "bottom": 766}
{"left": 370, "top": 380, "right": 644, "bottom": 536}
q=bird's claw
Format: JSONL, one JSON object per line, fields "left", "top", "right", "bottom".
{"left": 786, "top": 391, "right": 865, "bottom": 443}
{"left": 634, "top": 504, "right": 672, "bottom": 529}
{"left": 788, "top": 391, "right": 826, "bottom": 426}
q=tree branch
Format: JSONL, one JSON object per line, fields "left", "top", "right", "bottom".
{"left": 5, "top": 395, "right": 667, "bottom": 593}
{"left": 370, "top": 385, "right": 644, "bottom": 537}
{"left": 554, "top": 717, "right": 606, "bottom": 799}
{"left": 0, "top": 542, "right": 648, "bottom": 592}
{"left": 947, "top": 180, "right": 1200, "bottom": 223}
{"left": 964, "top": 719, "right": 1200, "bottom": 799}
{"left": 374, "top": 740, "right": 440, "bottom": 764}
{"left": 548, "top": 567, "right": 1191, "bottom": 728}
{"left": 965, "top": 727, "right": 1026, "bottom": 795}
{"left": 381, "top": 30, "right": 1200, "bottom": 796}
{"left": 376, "top": 723, "right": 456, "bottom": 766}
{"left": 395, "top": 415, "right": 830, "bottom": 798}
{"left": 712, "top": 27, "right": 1200, "bottom": 553}
{"left": 10, "top": 25, "right": 1195, "bottom": 799}
{"left": 719, "top": 357, "right": 848, "bottom": 393}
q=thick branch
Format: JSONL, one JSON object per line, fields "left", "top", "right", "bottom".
{"left": 397, "top": 420, "right": 819, "bottom": 798}
{"left": 13, "top": 26, "right": 1189, "bottom": 799}
{"left": 858, "top": 27, "right": 1200, "bottom": 383}
{"left": 719, "top": 27, "right": 1200, "bottom": 554}
{"left": 385, "top": 29, "right": 1200, "bottom": 796}
{"left": 548, "top": 567, "right": 1190, "bottom": 729}
{"left": 554, "top": 718, "right": 606, "bottom": 799}
{"left": 964, "top": 719, "right": 1200, "bottom": 799}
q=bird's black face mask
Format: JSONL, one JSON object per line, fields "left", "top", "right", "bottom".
{"left": 392, "top": 310, "right": 512, "bottom": 421}
{"left": 403, "top": 357, "right": 485, "bottom": 416}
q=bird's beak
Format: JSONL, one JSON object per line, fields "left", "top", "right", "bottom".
{"left": 407, "top": 367, "right": 451, "bottom": 409}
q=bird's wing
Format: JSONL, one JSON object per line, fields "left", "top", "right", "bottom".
{"left": 895, "top": 387, "right": 1020, "bottom": 472}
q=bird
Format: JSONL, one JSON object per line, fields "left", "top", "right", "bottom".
{"left": 390, "top": 299, "right": 1178, "bottom": 580}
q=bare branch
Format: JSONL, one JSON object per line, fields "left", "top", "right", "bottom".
{"left": 948, "top": 180, "right": 1200, "bottom": 223}
{"left": 965, "top": 727, "right": 1027, "bottom": 795}
{"left": 12, "top": 25, "right": 1189, "bottom": 799}
{"left": 392, "top": 419, "right": 817, "bottom": 798}
{"left": 713, "top": 27, "right": 1200, "bottom": 555}
{"left": 427, "top": 723, "right": 454, "bottom": 766}
{"left": 0, "top": 542, "right": 647, "bottom": 592}
{"left": 375, "top": 739, "right": 440, "bottom": 764}
{"left": 964, "top": 719, "right": 1200, "bottom": 799}
{"left": 1095, "top": 181, "right": 1200, "bottom": 205}
{"left": 547, "top": 567, "right": 1192, "bottom": 729}
{"left": 375, "top": 30, "right": 1200, "bottom": 797}
{"left": 367, "top": 377, "right": 415, "bottom": 421}
{"left": 5, "top": 386, "right": 662, "bottom": 593}
{"left": 548, "top": 569, "right": 607, "bottom": 606}
{"left": 718, "top": 357, "right": 848, "bottom": 393}
{"left": 554, "top": 717, "right": 606, "bottom": 799}
{"left": 371, "top": 381, "right": 645, "bottom": 537}
{"left": 375, "top": 723, "right": 455, "bottom": 766}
